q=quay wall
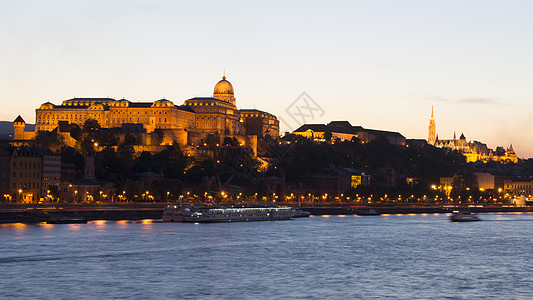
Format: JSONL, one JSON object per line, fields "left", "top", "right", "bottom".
{"left": 1, "top": 203, "right": 532, "bottom": 223}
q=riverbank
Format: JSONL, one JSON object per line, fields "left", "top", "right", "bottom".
{"left": 1, "top": 202, "right": 531, "bottom": 223}
{"left": 302, "top": 204, "right": 533, "bottom": 215}
{"left": 0, "top": 203, "right": 163, "bottom": 224}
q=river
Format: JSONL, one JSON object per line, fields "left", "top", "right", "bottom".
{"left": 1, "top": 213, "right": 532, "bottom": 299}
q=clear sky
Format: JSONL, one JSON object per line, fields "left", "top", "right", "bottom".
{"left": 1, "top": 0, "right": 533, "bottom": 157}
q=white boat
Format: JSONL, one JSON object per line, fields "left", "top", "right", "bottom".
{"left": 163, "top": 204, "right": 294, "bottom": 223}
{"left": 449, "top": 211, "right": 481, "bottom": 222}
{"left": 292, "top": 209, "right": 311, "bottom": 218}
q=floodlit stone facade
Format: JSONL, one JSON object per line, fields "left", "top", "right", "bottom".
{"left": 17, "top": 76, "right": 279, "bottom": 149}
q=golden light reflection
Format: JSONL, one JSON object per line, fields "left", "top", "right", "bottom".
{"left": 116, "top": 220, "right": 128, "bottom": 225}
{"left": 65, "top": 224, "right": 82, "bottom": 231}
{"left": 407, "top": 213, "right": 417, "bottom": 216}
{"left": 432, "top": 213, "right": 441, "bottom": 216}
{"left": 92, "top": 220, "right": 107, "bottom": 226}
{"left": 321, "top": 215, "right": 331, "bottom": 218}
{"left": 41, "top": 223, "right": 55, "bottom": 230}
{"left": 420, "top": 213, "right": 429, "bottom": 216}
{"left": 395, "top": 214, "right": 404, "bottom": 216}
{"left": 141, "top": 219, "right": 153, "bottom": 224}
{"left": 338, "top": 215, "right": 346, "bottom": 218}
{"left": 4, "top": 222, "right": 29, "bottom": 234}
{"left": 381, "top": 214, "right": 391, "bottom": 217}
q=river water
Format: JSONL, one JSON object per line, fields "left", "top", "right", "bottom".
{"left": 1, "top": 213, "right": 532, "bottom": 299}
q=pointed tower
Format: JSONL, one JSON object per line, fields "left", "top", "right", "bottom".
{"left": 13, "top": 115, "right": 26, "bottom": 140}
{"left": 428, "top": 106, "right": 436, "bottom": 145}
{"left": 506, "top": 144, "right": 518, "bottom": 163}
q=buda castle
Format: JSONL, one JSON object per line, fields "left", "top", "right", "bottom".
{"left": 14, "top": 76, "right": 280, "bottom": 153}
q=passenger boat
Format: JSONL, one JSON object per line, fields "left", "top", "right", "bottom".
{"left": 162, "top": 204, "right": 294, "bottom": 223}
{"left": 292, "top": 209, "right": 311, "bottom": 218}
{"left": 46, "top": 216, "right": 88, "bottom": 224}
{"left": 449, "top": 211, "right": 481, "bottom": 222}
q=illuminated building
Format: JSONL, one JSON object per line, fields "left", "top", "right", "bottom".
{"left": 15, "top": 76, "right": 279, "bottom": 151}
{"left": 0, "top": 147, "right": 43, "bottom": 202}
{"left": 427, "top": 108, "right": 518, "bottom": 163}
{"left": 293, "top": 121, "right": 406, "bottom": 146}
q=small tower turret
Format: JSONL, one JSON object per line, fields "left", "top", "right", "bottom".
{"left": 13, "top": 115, "right": 26, "bottom": 140}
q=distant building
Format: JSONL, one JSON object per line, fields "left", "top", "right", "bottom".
{"left": 293, "top": 121, "right": 406, "bottom": 146}
{"left": 504, "top": 179, "right": 533, "bottom": 196}
{"left": 37, "top": 148, "right": 61, "bottom": 196}
{"left": 240, "top": 109, "right": 280, "bottom": 138}
{"left": 0, "top": 147, "right": 43, "bottom": 202}
{"left": 427, "top": 108, "right": 518, "bottom": 163}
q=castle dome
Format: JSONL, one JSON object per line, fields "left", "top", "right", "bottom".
{"left": 213, "top": 76, "right": 234, "bottom": 95}
{"left": 212, "top": 75, "right": 236, "bottom": 105}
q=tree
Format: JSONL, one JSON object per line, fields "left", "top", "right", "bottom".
{"left": 324, "top": 130, "right": 333, "bottom": 142}
{"left": 80, "top": 138, "right": 96, "bottom": 156}
{"left": 70, "top": 123, "right": 82, "bottom": 140}
{"left": 60, "top": 146, "right": 85, "bottom": 177}
{"left": 223, "top": 137, "right": 239, "bottom": 147}
{"left": 82, "top": 119, "right": 101, "bottom": 133}
{"left": 34, "top": 130, "right": 62, "bottom": 151}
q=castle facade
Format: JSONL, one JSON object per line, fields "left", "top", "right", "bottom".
{"left": 15, "top": 76, "right": 280, "bottom": 150}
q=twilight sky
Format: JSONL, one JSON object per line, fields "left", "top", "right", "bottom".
{"left": 1, "top": 0, "right": 533, "bottom": 157}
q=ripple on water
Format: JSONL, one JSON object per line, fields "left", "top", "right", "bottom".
{"left": 0, "top": 213, "right": 532, "bottom": 299}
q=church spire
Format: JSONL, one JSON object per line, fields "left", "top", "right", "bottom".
{"left": 428, "top": 106, "right": 436, "bottom": 145}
